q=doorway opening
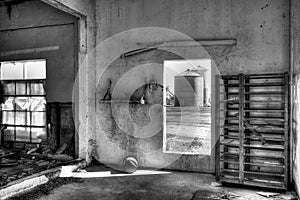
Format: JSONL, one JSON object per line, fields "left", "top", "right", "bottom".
{"left": 163, "top": 59, "right": 212, "bottom": 155}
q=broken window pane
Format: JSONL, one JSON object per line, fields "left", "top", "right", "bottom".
{"left": 30, "top": 97, "right": 46, "bottom": 111}
{"left": 2, "top": 97, "right": 14, "bottom": 111}
{"left": 15, "top": 97, "right": 29, "bottom": 111}
{"left": 3, "top": 127, "right": 15, "bottom": 141}
{"left": 16, "top": 127, "right": 30, "bottom": 142}
{"left": 31, "top": 127, "right": 46, "bottom": 142}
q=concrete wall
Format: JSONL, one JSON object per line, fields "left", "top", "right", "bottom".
{"left": 92, "top": 0, "right": 290, "bottom": 172}
{"left": 96, "top": 0, "right": 289, "bottom": 74}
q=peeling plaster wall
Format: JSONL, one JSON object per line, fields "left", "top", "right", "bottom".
{"left": 93, "top": 0, "right": 290, "bottom": 171}
{"left": 96, "top": 0, "right": 289, "bottom": 74}
{"left": 95, "top": 50, "right": 220, "bottom": 172}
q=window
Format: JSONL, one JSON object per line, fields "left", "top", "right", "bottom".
{"left": 0, "top": 60, "right": 46, "bottom": 143}
{"left": 163, "top": 59, "right": 212, "bottom": 154}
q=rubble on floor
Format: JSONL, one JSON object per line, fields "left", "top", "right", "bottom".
{"left": 192, "top": 189, "right": 298, "bottom": 200}
{"left": 192, "top": 190, "right": 241, "bottom": 200}
{"left": 0, "top": 143, "right": 76, "bottom": 187}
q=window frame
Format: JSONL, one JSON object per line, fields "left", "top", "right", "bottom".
{"left": 0, "top": 60, "right": 47, "bottom": 144}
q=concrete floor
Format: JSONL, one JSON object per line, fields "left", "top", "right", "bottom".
{"left": 30, "top": 165, "right": 294, "bottom": 200}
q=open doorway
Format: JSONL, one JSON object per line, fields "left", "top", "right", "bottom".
{"left": 163, "top": 59, "right": 212, "bottom": 155}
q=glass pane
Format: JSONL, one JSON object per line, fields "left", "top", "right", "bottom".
{"left": 2, "top": 97, "right": 14, "bottom": 110}
{"left": 15, "top": 97, "right": 30, "bottom": 111}
{"left": 3, "top": 82, "right": 15, "bottom": 95}
{"left": 32, "top": 112, "right": 46, "bottom": 126}
{"left": 31, "top": 83, "right": 45, "bottom": 95}
{"left": 16, "top": 82, "right": 26, "bottom": 95}
{"left": 2, "top": 111, "right": 14, "bottom": 124}
{"left": 31, "top": 127, "right": 46, "bottom": 142}
{"left": 3, "top": 127, "right": 15, "bottom": 141}
{"left": 16, "top": 127, "right": 30, "bottom": 142}
{"left": 15, "top": 111, "right": 29, "bottom": 125}
{"left": 25, "top": 60, "right": 46, "bottom": 79}
{"left": 0, "top": 62, "right": 24, "bottom": 80}
{"left": 30, "top": 97, "right": 46, "bottom": 111}
{"left": 26, "top": 82, "right": 30, "bottom": 95}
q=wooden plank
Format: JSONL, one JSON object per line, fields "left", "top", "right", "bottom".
{"left": 219, "top": 73, "right": 288, "bottom": 189}
{"left": 238, "top": 74, "right": 245, "bottom": 184}
{"left": 222, "top": 92, "right": 285, "bottom": 95}
{"left": 224, "top": 78, "right": 229, "bottom": 170}
{"left": 224, "top": 117, "right": 285, "bottom": 121}
{"left": 244, "top": 76, "right": 251, "bottom": 172}
{"left": 215, "top": 75, "right": 221, "bottom": 180}
{"left": 244, "top": 170, "right": 285, "bottom": 177}
{"left": 284, "top": 72, "right": 289, "bottom": 188}
{"left": 223, "top": 125, "right": 285, "bottom": 132}
{"left": 221, "top": 152, "right": 285, "bottom": 159}
{"left": 246, "top": 73, "right": 285, "bottom": 76}
{"left": 243, "top": 144, "right": 284, "bottom": 150}
{"left": 223, "top": 83, "right": 285, "bottom": 87}
{"left": 220, "top": 178, "right": 286, "bottom": 190}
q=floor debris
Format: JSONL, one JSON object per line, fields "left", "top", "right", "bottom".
{"left": 211, "top": 181, "right": 222, "bottom": 187}
{"left": 279, "top": 192, "right": 299, "bottom": 200}
{"left": 192, "top": 190, "right": 242, "bottom": 200}
{"left": 256, "top": 191, "right": 280, "bottom": 198}
{"left": 0, "top": 145, "right": 76, "bottom": 187}
{"left": 8, "top": 177, "right": 84, "bottom": 200}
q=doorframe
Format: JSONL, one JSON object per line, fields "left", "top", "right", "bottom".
{"left": 39, "top": 0, "right": 87, "bottom": 158}
{"left": 40, "top": 0, "right": 87, "bottom": 54}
